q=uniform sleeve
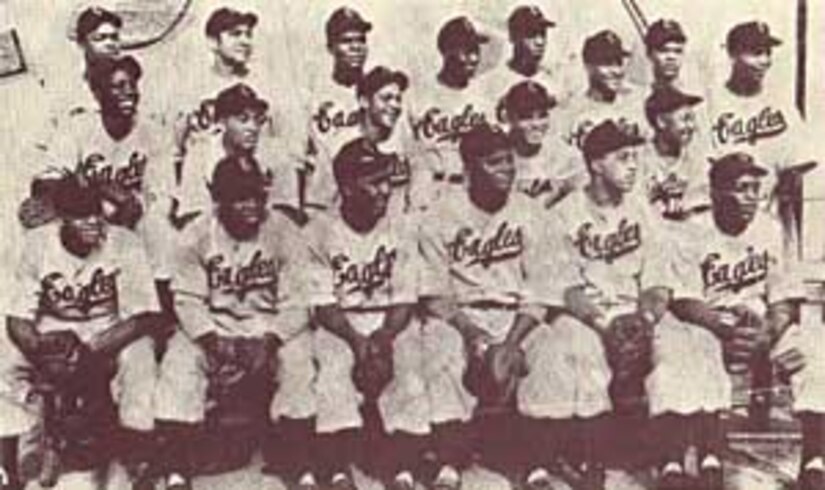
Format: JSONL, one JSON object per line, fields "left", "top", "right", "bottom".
{"left": 766, "top": 233, "right": 806, "bottom": 304}
{"left": 277, "top": 217, "right": 336, "bottom": 308}
{"left": 171, "top": 226, "right": 216, "bottom": 339}
{"left": 295, "top": 218, "right": 337, "bottom": 307}
{"left": 117, "top": 232, "right": 162, "bottom": 318}
{"left": 5, "top": 234, "right": 43, "bottom": 321}
{"left": 388, "top": 216, "right": 421, "bottom": 304}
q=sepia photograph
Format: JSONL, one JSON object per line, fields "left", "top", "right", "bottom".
{"left": 0, "top": 1, "right": 824, "bottom": 489}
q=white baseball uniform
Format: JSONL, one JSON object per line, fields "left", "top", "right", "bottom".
{"left": 513, "top": 136, "right": 586, "bottom": 208}
{"left": 637, "top": 141, "right": 712, "bottom": 220}
{"left": 2, "top": 223, "right": 160, "bottom": 432}
{"left": 155, "top": 211, "right": 318, "bottom": 424}
{"left": 560, "top": 84, "right": 649, "bottom": 151}
{"left": 654, "top": 210, "right": 824, "bottom": 414}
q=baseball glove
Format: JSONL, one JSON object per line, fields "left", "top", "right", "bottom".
{"left": 26, "top": 331, "right": 93, "bottom": 386}
{"left": 353, "top": 332, "right": 395, "bottom": 401}
{"left": 463, "top": 342, "right": 527, "bottom": 410}
{"left": 205, "top": 336, "right": 280, "bottom": 395}
{"left": 99, "top": 183, "right": 144, "bottom": 229}
{"left": 604, "top": 312, "right": 654, "bottom": 413}
{"left": 720, "top": 307, "right": 770, "bottom": 372}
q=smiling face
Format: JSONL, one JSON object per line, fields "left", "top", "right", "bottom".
{"left": 587, "top": 59, "right": 626, "bottom": 95}
{"left": 97, "top": 67, "right": 139, "bottom": 118}
{"left": 445, "top": 44, "right": 481, "bottom": 81}
{"left": 343, "top": 170, "right": 392, "bottom": 220}
{"left": 655, "top": 105, "right": 697, "bottom": 147}
{"left": 510, "top": 108, "right": 550, "bottom": 147}
{"left": 362, "top": 83, "right": 403, "bottom": 132}
{"left": 713, "top": 173, "right": 762, "bottom": 225}
{"left": 471, "top": 148, "right": 516, "bottom": 195}
{"left": 330, "top": 30, "right": 368, "bottom": 72}
{"left": 649, "top": 41, "right": 685, "bottom": 82}
{"left": 591, "top": 146, "right": 639, "bottom": 193}
{"left": 732, "top": 46, "right": 772, "bottom": 86}
{"left": 214, "top": 24, "right": 254, "bottom": 67}
{"left": 82, "top": 22, "right": 121, "bottom": 61}
{"left": 62, "top": 214, "right": 106, "bottom": 253}
{"left": 222, "top": 108, "right": 266, "bottom": 154}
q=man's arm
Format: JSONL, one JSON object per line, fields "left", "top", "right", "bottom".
{"left": 421, "top": 296, "right": 491, "bottom": 350}
{"left": 766, "top": 299, "right": 798, "bottom": 343}
{"left": 563, "top": 286, "right": 609, "bottom": 335}
{"left": 314, "top": 303, "right": 368, "bottom": 358}
{"left": 6, "top": 316, "right": 39, "bottom": 354}
{"left": 504, "top": 307, "right": 543, "bottom": 347}
{"left": 669, "top": 297, "right": 730, "bottom": 338}
{"left": 86, "top": 311, "right": 165, "bottom": 357}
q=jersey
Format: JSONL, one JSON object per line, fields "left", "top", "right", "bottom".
{"left": 406, "top": 77, "right": 498, "bottom": 205}
{"left": 560, "top": 84, "right": 648, "bottom": 151}
{"left": 6, "top": 224, "right": 159, "bottom": 343}
{"left": 665, "top": 210, "right": 804, "bottom": 316}
{"left": 171, "top": 211, "right": 316, "bottom": 341}
{"left": 514, "top": 136, "right": 586, "bottom": 207}
{"left": 306, "top": 208, "right": 419, "bottom": 335}
{"left": 544, "top": 188, "right": 670, "bottom": 318}
{"left": 638, "top": 141, "right": 711, "bottom": 220}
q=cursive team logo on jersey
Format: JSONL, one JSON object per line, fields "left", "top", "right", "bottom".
{"left": 700, "top": 246, "right": 772, "bottom": 294}
{"left": 332, "top": 245, "right": 397, "bottom": 297}
{"left": 447, "top": 222, "right": 524, "bottom": 268}
{"left": 410, "top": 104, "right": 487, "bottom": 144}
{"left": 207, "top": 250, "right": 279, "bottom": 300}
{"left": 520, "top": 178, "right": 555, "bottom": 199}
{"left": 712, "top": 107, "right": 788, "bottom": 146}
{"left": 40, "top": 268, "right": 120, "bottom": 318}
{"left": 574, "top": 219, "right": 641, "bottom": 264}
{"left": 313, "top": 100, "right": 361, "bottom": 135}
{"left": 77, "top": 151, "right": 147, "bottom": 192}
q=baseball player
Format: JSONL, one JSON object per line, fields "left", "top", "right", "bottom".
{"left": 301, "top": 7, "right": 373, "bottom": 213}
{"left": 706, "top": 21, "right": 815, "bottom": 233}
{"left": 306, "top": 65, "right": 414, "bottom": 214}
{"left": 406, "top": 16, "right": 499, "bottom": 208}
{"left": 651, "top": 152, "right": 825, "bottom": 490}
{"left": 155, "top": 158, "right": 317, "bottom": 490}
{"left": 561, "top": 30, "right": 648, "bottom": 152}
{"left": 644, "top": 19, "right": 687, "bottom": 92}
{"left": 482, "top": 5, "right": 573, "bottom": 109}
{"left": 639, "top": 85, "right": 712, "bottom": 221}
{"left": 3, "top": 174, "right": 163, "bottom": 490}
{"left": 499, "top": 80, "right": 584, "bottom": 208}
{"left": 306, "top": 139, "right": 424, "bottom": 490}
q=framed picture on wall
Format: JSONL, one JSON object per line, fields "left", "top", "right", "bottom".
{"left": 0, "top": 28, "right": 26, "bottom": 78}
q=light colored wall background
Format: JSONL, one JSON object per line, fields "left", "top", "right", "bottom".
{"left": 0, "top": 0, "right": 822, "bottom": 280}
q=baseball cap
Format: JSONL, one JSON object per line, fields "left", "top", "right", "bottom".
{"left": 326, "top": 7, "right": 372, "bottom": 42}
{"left": 645, "top": 86, "right": 703, "bottom": 125}
{"left": 333, "top": 138, "right": 393, "bottom": 188}
{"left": 502, "top": 80, "right": 557, "bottom": 118}
{"left": 214, "top": 83, "right": 269, "bottom": 120}
{"left": 75, "top": 6, "right": 122, "bottom": 42}
{"left": 210, "top": 156, "right": 268, "bottom": 203}
{"left": 709, "top": 152, "right": 767, "bottom": 189}
{"left": 87, "top": 55, "right": 142, "bottom": 91}
{"left": 644, "top": 19, "right": 687, "bottom": 50}
{"left": 582, "top": 119, "right": 645, "bottom": 161}
{"left": 459, "top": 123, "right": 511, "bottom": 165}
{"left": 582, "top": 29, "right": 631, "bottom": 65}
{"left": 357, "top": 66, "right": 409, "bottom": 98}
{"left": 205, "top": 7, "right": 258, "bottom": 39}
{"left": 508, "top": 5, "right": 556, "bottom": 38}
{"left": 438, "top": 16, "right": 490, "bottom": 54}
{"left": 726, "top": 21, "right": 781, "bottom": 54}
{"left": 52, "top": 175, "right": 103, "bottom": 219}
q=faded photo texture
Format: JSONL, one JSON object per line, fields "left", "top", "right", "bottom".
{"left": 0, "top": 1, "right": 824, "bottom": 489}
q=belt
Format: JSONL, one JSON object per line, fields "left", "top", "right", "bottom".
{"left": 465, "top": 300, "right": 520, "bottom": 310}
{"left": 433, "top": 172, "right": 464, "bottom": 184}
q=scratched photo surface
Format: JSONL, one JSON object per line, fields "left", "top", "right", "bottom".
{"left": 0, "top": 1, "right": 824, "bottom": 490}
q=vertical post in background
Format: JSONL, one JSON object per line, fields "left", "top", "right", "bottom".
{"left": 796, "top": 0, "right": 807, "bottom": 119}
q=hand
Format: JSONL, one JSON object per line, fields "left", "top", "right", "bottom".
{"left": 463, "top": 327, "right": 494, "bottom": 359}
{"left": 197, "top": 333, "right": 237, "bottom": 374}
{"left": 773, "top": 347, "right": 806, "bottom": 381}
{"left": 604, "top": 312, "right": 654, "bottom": 377}
{"left": 353, "top": 332, "right": 394, "bottom": 400}
{"left": 489, "top": 341, "right": 528, "bottom": 383}
{"left": 368, "top": 328, "right": 396, "bottom": 358}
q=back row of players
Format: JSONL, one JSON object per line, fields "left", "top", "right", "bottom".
{"left": 1, "top": 4, "right": 823, "bottom": 490}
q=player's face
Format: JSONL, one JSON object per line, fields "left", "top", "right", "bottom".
{"left": 594, "top": 146, "right": 638, "bottom": 192}
{"left": 473, "top": 149, "right": 516, "bottom": 193}
{"left": 364, "top": 83, "right": 403, "bottom": 131}
{"left": 588, "top": 60, "right": 626, "bottom": 94}
{"left": 449, "top": 45, "right": 481, "bottom": 80}
{"left": 656, "top": 106, "right": 696, "bottom": 147}
{"left": 716, "top": 174, "right": 761, "bottom": 223}
{"left": 351, "top": 172, "right": 392, "bottom": 218}
{"left": 511, "top": 109, "right": 550, "bottom": 147}
{"left": 223, "top": 108, "right": 266, "bottom": 153}
{"left": 64, "top": 215, "right": 106, "bottom": 251}
{"left": 223, "top": 195, "right": 266, "bottom": 231}
{"left": 83, "top": 23, "right": 121, "bottom": 60}
{"left": 515, "top": 32, "right": 546, "bottom": 62}
{"left": 330, "top": 31, "right": 368, "bottom": 71}
{"left": 101, "top": 68, "right": 139, "bottom": 118}
{"left": 215, "top": 24, "right": 254, "bottom": 66}
{"left": 649, "top": 42, "right": 684, "bottom": 81}
{"left": 733, "top": 47, "right": 772, "bottom": 84}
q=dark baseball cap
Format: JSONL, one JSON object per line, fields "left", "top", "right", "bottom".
{"left": 333, "top": 138, "right": 393, "bottom": 188}
{"left": 459, "top": 123, "right": 511, "bottom": 165}
{"left": 645, "top": 86, "right": 703, "bottom": 125}
{"left": 52, "top": 175, "right": 103, "bottom": 219}
{"left": 645, "top": 19, "right": 687, "bottom": 50}
{"left": 508, "top": 5, "right": 556, "bottom": 38}
{"left": 582, "top": 119, "right": 645, "bottom": 161}
{"left": 75, "top": 6, "right": 122, "bottom": 42}
{"left": 205, "top": 7, "right": 258, "bottom": 39}
{"left": 326, "top": 7, "right": 372, "bottom": 41}
{"left": 582, "top": 29, "right": 631, "bottom": 65}
{"left": 726, "top": 21, "right": 781, "bottom": 54}
{"left": 210, "top": 156, "right": 268, "bottom": 203}
{"left": 357, "top": 66, "right": 409, "bottom": 98}
{"left": 438, "top": 16, "right": 490, "bottom": 54}
{"left": 214, "top": 83, "right": 269, "bottom": 120}
{"left": 709, "top": 152, "right": 767, "bottom": 189}
{"left": 502, "top": 80, "right": 557, "bottom": 118}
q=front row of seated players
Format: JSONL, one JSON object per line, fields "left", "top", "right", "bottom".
{"left": 2, "top": 122, "right": 825, "bottom": 490}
